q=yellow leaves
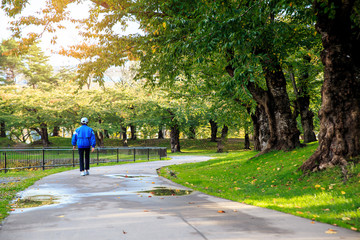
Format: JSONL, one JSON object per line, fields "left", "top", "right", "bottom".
{"left": 341, "top": 191, "right": 346, "bottom": 195}
{"left": 351, "top": 227, "right": 358, "bottom": 231}
{"left": 151, "top": 45, "right": 157, "bottom": 53}
{"left": 314, "top": 184, "right": 321, "bottom": 188}
{"left": 163, "top": 22, "right": 166, "bottom": 30}
{"left": 342, "top": 217, "right": 351, "bottom": 221}
{"left": 325, "top": 229, "right": 337, "bottom": 234}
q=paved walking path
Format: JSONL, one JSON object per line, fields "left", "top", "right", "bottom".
{"left": 1, "top": 156, "right": 359, "bottom": 240}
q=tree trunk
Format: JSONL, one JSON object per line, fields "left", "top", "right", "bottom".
{"left": 217, "top": 125, "right": 228, "bottom": 153}
{"left": 158, "top": 125, "right": 164, "bottom": 139}
{"left": 209, "top": 119, "right": 218, "bottom": 142}
{"left": 104, "top": 130, "right": 110, "bottom": 138}
{"left": 121, "top": 127, "right": 127, "bottom": 140}
{"left": 170, "top": 124, "right": 181, "bottom": 153}
{"left": 227, "top": 56, "right": 300, "bottom": 152}
{"left": 52, "top": 126, "right": 60, "bottom": 137}
{"left": 221, "top": 125, "right": 228, "bottom": 139}
{"left": 130, "top": 125, "right": 137, "bottom": 140}
{"left": 34, "top": 124, "right": 50, "bottom": 147}
{"left": 257, "top": 52, "right": 301, "bottom": 151}
{"left": 301, "top": 0, "right": 360, "bottom": 173}
{"left": 244, "top": 132, "right": 250, "bottom": 149}
{"left": 290, "top": 57, "right": 317, "bottom": 143}
{"left": 249, "top": 105, "right": 270, "bottom": 151}
{"left": 0, "top": 121, "right": 6, "bottom": 138}
{"left": 95, "top": 131, "right": 104, "bottom": 147}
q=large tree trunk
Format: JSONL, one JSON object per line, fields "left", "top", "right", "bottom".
{"left": 0, "top": 121, "right": 6, "bottom": 138}
{"left": 257, "top": 51, "right": 301, "bottom": 151}
{"left": 250, "top": 105, "right": 270, "bottom": 151}
{"left": 209, "top": 119, "right": 218, "bottom": 142}
{"left": 301, "top": 0, "right": 360, "bottom": 173}
{"left": 227, "top": 53, "right": 300, "bottom": 152}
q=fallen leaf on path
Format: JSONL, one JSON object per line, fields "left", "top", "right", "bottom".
{"left": 143, "top": 210, "right": 149, "bottom": 212}
{"left": 325, "top": 229, "right": 337, "bottom": 234}
{"left": 188, "top": 202, "right": 195, "bottom": 204}
{"left": 218, "top": 210, "right": 225, "bottom": 213}
{"left": 311, "top": 221, "right": 315, "bottom": 224}
{"left": 123, "top": 230, "right": 127, "bottom": 234}
{"left": 351, "top": 227, "right": 358, "bottom": 231}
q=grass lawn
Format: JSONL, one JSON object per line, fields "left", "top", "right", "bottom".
{"left": 160, "top": 142, "right": 360, "bottom": 232}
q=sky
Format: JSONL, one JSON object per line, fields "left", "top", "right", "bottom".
{"left": 0, "top": 1, "right": 140, "bottom": 69}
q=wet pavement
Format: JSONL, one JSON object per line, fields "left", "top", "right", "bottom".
{"left": 1, "top": 156, "right": 359, "bottom": 240}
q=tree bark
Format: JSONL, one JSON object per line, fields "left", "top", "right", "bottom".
{"left": 130, "top": 125, "right": 137, "bottom": 140}
{"left": 301, "top": 0, "right": 360, "bottom": 173}
{"left": 121, "top": 127, "right": 127, "bottom": 140}
{"left": 290, "top": 56, "right": 317, "bottom": 143}
{"left": 33, "top": 124, "right": 50, "bottom": 147}
{"left": 52, "top": 126, "right": 60, "bottom": 137}
{"left": 158, "top": 125, "right": 164, "bottom": 139}
{"left": 227, "top": 51, "right": 301, "bottom": 152}
{"left": 0, "top": 121, "right": 6, "bottom": 138}
{"left": 244, "top": 132, "right": 250, "bottom": 149}
{"left": 170, "top": 123, "right": 181, "bottom": 153}
{"left": 95, "top": 131, "right": 104, "bottom": 147}
{"left": 250, "top": 105, "right": 270, "bottom": 151}
{"left": 209, "top": 119, "right": 218, "bottom": 142}
{"left": 221, "top": 125, "right": 228, "bottom": 139}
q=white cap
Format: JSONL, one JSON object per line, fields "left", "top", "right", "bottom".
{"left": 81, "top": 117, "right": 89, "bottom": 124}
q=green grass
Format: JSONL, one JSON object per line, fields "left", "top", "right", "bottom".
{"left": 159, "top": 142, "right": 360, "bottom": 232}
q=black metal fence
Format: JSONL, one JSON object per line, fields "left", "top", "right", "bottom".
{"left": 0, "top": 147, "right": 167, "bottom": 172}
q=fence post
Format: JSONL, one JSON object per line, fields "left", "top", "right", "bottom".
{"left": 4, "top": 152, "right": 7, "bottom": 173}
{"left": 117, "top": 148, "right": 119, "bottom": 163}
{"left": 147, "top": 148, "right": 150, "bottom": 161}
{"left": 42, "top": 148, "right": 45, "bottom": 170}
{"left": 133, "top": 148, "right": 136, "bottom": 162}
{"left": 159, "top": 149, "right": 161, "bottom": 161}
{"left": 97, "top": 148, "right": 99, "bottom": 165}
{"left": 72, "top": 149, "right": 75, "bottom": 167}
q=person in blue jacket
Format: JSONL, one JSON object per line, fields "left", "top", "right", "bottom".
{"left": 72, "top": 117, "right": 96, "bottom": 176}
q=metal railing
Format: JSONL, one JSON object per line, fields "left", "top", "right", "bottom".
{"left": 0, "top": 147, "right": 167, "bottom": 172}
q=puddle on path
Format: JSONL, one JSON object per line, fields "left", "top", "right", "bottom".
{"left": 140, "top": 187, "right": 193, "bottom": 196}
{"left": 13, "top": 195, "right": 58, "bottom": 208}
{"left": 105, "top": 174, "right": 155, "bottom": 179}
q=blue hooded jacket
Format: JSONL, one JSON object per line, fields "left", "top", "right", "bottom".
{"left": 71, "top": 125, "right": 96, "bottom": 148}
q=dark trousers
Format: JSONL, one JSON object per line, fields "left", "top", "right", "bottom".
{"left": 78, "top": 148, "right": 90, "bottom": 171}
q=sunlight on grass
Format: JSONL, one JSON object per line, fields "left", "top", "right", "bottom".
{"left": 160, "top": 142, "right": 360, "bottom": 231}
